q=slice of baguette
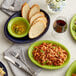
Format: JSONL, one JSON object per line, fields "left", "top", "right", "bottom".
{"left": 30, "top": 12, "right": 45, "bottom": 25}
{"left": 29, "top": 20, "right": 46, "bottom": 39}
{"left": 21, "top": 2, "right": 30, "bottom": 19}
{"left": 28, "top": 4, "right": 40, "bottom": 20}
{"left": 32, "top": 16, "right": 47, "bottom": 27}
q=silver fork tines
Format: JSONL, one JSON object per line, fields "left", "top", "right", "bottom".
{"left": 10, "top": 51, "right": 20, "bottom": 59}
{"left": 10, "top": 51, "right": 36, "bottom": 76}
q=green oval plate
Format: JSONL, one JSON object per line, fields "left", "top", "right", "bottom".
{"left": 70, "top": 15, "right": 76, "bottom": 40}
{"left": 28, "top": 40, "right": 70, "bottom": 69}
{"left": 65, "top": 60, "right": 76, "bottom": 76}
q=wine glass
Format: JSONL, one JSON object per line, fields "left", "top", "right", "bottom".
{"left": 52, "top": 16, "right": 67, "bottom": 37}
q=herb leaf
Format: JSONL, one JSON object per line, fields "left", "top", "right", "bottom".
{"left": 52, "top": 47, "right": 55, "bottom": 49}
{"left": 43, "top": 60, "right": 48, "bottom": 64}
{"left": 58, "top": 52, "right": 61, "bottom": 54}
{"left": 40, "top": 50, "right": 44, "bottom": 53}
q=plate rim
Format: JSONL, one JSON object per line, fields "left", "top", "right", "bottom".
{"left": 4, "top": 9, "right": 50, "bottom": 43}
{"left": 65, "top": 60, "right": 76, "bottom": 76}
{"left": 28, "top": 40, "right": 70, "bottom": 69}
{"left": 70, "top": 14, "right": 76, "bottom": 40}
{"left": 0, "top": 61, "right": 8, "bottom": 76}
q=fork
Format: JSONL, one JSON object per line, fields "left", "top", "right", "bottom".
{"left": 10, "top": 50, "right": 36, "bottom": 76}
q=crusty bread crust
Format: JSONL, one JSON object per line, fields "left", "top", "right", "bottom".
{"left": 21, "top": 3, "right": 48, "bottom": 39}
{"left": 29, "top": 20, "right": 46, "bottom": 39}
{"left": 39, "top": 12, "right": 45, "bottom": 16}
{"left": 32, "top": 16, "right": 47, "bottom": 26}
{"left": 28, "top": 4, "right": 40, "bottom": 20}
{"left": 21, "top": 2, "right": 30, "bottom": 19}
{"left": 21, "top": 2, "right": 27, "bottom": 17}
{"left": 30, "top": 12, "right": 45, "bottom": 25}
{"left": 32, "top": 20, "right": 46, "bottom": 28}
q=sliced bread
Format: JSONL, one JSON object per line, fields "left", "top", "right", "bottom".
{"left": 29, "top": 20, "right": 46, "bottom": 39}
{"left": 28, "top": 4, "right": 40, "bottom": 20}
{"left": 21, "top": 2, "right": 30, "bottom": 19}
{"left": 30, "top": 12, "right": 45, "bottom": 25}
{"left": 32, "top": 16, "right": 47, "bottom": 27}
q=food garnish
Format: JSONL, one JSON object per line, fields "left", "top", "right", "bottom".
{"left": 33, "top": 42, "right": 68, "bottom": 66}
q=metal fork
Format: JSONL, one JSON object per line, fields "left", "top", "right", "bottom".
{"left": 10, "top": 50, "right": 35, "bottom": 76}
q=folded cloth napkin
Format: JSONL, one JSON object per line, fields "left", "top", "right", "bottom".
{"left": 4, "top": 44, "right": 41, "bottom": 76}
{"left": 0, "top": 0, "right": 30, "bottom": 15}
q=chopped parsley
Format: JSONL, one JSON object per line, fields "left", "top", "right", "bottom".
{"left": 52, "top": 47, "right": 55, "bottom": 49}
{"left": 40, "top": 50, "right": 44, "bottom": 53}
{"left": 58, "top": 52, "right": 61, "bottom": 54}
{"left": 43, "top": 60, "right": 48, "bottom": 64}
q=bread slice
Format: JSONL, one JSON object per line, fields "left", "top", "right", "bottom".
{"left": 29, "top": 20, "right": 46, "bottom": 39}
{"left": 28, "top": 4, "right": 40, "bottom": 20}
{"left": 30, "top": 12, "right": 45, "bottom": 25}
{"left": 21, "top": 2, "right": 30, "bottom": 19}
{"left": 32, "top": 16, "right": 47, "bottom": 27}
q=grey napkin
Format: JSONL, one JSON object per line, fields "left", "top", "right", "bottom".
{"left": 4, "top": 44, "right": 41, "bottom": 76}
{"left": 0, "top": 0, "right": 30, "bottom": 15}
{"left": 1, "top": 0, "right": 41, "bottom": 76}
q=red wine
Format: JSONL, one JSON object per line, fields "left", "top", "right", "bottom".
{"left": 53, "top": 20, "right": 67, "bottom": 33}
